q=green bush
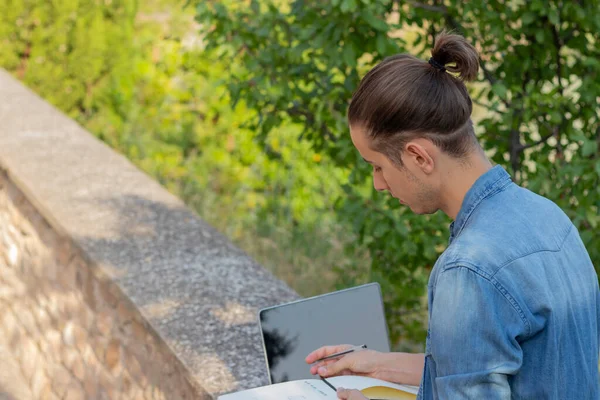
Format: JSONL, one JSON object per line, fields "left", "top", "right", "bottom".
{"left": 0, "top": 0, "right": 137, "bottom": 118}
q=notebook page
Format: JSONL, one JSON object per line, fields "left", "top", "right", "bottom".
{"left": 218, "top": 379, "right": 337, "bottom": 400}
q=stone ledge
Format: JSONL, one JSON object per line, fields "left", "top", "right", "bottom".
{"left": 0, "top": 68, "right": 299, "bottom": 397}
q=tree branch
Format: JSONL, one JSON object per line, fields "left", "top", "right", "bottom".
{"left": 518, "top": 131, "right": 555, "bottom": 151}
{"left": 406, "top": 1, "right": 447, "bottom": 13}
{"left": 551, "top": 25, "right": 564, "bottom": 95}
{"left": 550, "top": 21, "right": 566, "bottom": 160}
{"left": 287, "top": 104, "right": 336, "bottom": 141}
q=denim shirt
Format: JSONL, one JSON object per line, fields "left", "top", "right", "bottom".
{"left": 417, "top": 166, "right": 599, "bottom": 399}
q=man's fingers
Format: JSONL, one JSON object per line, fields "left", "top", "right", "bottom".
{"left": 337, "top": 388, "right": 350, "bottom": 400}
{"left": 309, "top": 359, "right": 342, "bottom": 375}
{"left": 337, "top": 388, "right": 366, "bottom": 400}
{"left": 317, "top": 354, "right": 354, "bottom": 377}
{"left": 305, "top": 344, "right": 352, "bottom": 364}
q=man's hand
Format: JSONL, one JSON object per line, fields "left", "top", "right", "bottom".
{"left": 306, "top": 344, "right": 387, "bottom": 379}
{"left": 306, "top": 344, "right": 425, "bottom": 386}
{"left": 336, "top": 388, "right": 368, "bottom": 400}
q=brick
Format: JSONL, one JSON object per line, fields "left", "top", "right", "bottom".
{"left": 131, "top": 320, "right": 149, "bottom": 344}
{"left": 64, "top": 383, "right": 85, "bottom": 400}
{"left": 0, "top": 309, "right": 18, "bottom": 338}
{"left": 43, "top": 260, "right": 59, "bottom": 282}
{"left": 105, "top": 339, "right": 122, "bottom": 374}
{"left": 31, "top": 368, "right": 50, "bottom": 399}
{"left": 83, "top": 376, "right": 99, "bottom": 399}
{"left": 71, "top": 357, "right": 86, "bottom": 381}
{"left": 45, "top": 294, "right": 66, "bottom": 320}
{"left": 96, "top": 310, "right": 113, "bottom": 336}
{"left": 47, "top": 363, "right": 73, "bottom": 398}
{"left": 144, "top": 385, "right": 154, "bottom": 399}
{"left": 62, "top": 346, "right": 78, "bottom": 371}
{"left": 124, "top": 351, "right": 143, "bottom": 381}
{"left": 119, "top": 369, "right": 134, "bottom": 394}
{"left": 81, "top": 269, "right": 97, "bottom": 312}
{"left": 63, "top": 320, "right": 88, "bottom": 353}
{"left": 21, "top": 337, "right": 42, "bottom": 383}
{"left": 58, "top": 262, "right": 77, "bottom": 294}
{"left": 40, "top": 388, "right": 61, "bottom": 400}
{"left": 92, "top": 336, "right": 107, "bottom": 362}
{"left": 62, "top": 291, "right": 82, "bottom": 319}
{"left": 117, "top": 300, "right": 134, "bottom": 324}
{"left": 81, "top": 346, "right": 98, "bottom": 366}
{"left": 97, "top": 283, "right": 119, "bottom": 308}
{"left": 18, "top": 306, "right": 39, "bottom": 337}
{"left": 98, "top": 370, "right": 116, "bottom": 399}
{"left": 62, "top": 320, "right": 76, "bottom": 346}
{"left": 126, "top": 386, "right": 145, "bottom": 400}
{"left": 56, "top": 240, "right": 74, "bottom": 267}
{"left": 43, "top": 329, "right": 62, "bottom": 362}
{"left": 34, "top": 306, "right": 52, "bottom": 332}
{"left": 152, "top": 386, "right": 167, "bottom": 400}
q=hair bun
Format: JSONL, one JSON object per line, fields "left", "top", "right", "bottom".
{"left": 431, "top": 32, "right": 479, "bottom": 82}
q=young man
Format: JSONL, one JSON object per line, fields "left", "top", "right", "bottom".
{"left": 306, "top": 33, "right": 599, "bottom": 399}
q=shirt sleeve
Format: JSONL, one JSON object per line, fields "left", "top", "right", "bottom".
{"left": 429, "top": 265, "right": 528, "bottom": 399}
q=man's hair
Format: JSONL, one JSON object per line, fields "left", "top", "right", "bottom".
{"left": 347, "top": 32, "right": 480, "bottom": 166}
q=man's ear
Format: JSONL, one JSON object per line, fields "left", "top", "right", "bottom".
{"left": 404, "top": 141, "right": 435, "bottom": 174}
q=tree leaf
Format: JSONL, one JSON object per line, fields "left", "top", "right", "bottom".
{"left": 343, "top": 45, "right": 357, "bottom": 67}
{"left": 492, "top": 82, "right": 507, "bottom": 99}
{"left": 522, "top": 12, "right": 536, "bottom": 25}
{"left": 535, "top": 29, "right": 545, "bottom": 42}
{"left": 363, "top": 10, "right": 389, "bottom": 32}
{"left": 548, "top": 9, "right": 559, "bottom": 25}
{"left": 376, "top": 34, "right": 388, "bottom": 55}
{"left": 582, "top": 140, "right": 597, "bottom": 157}
{"left": 340, "top": 0, "right": 358, "bottom": 13}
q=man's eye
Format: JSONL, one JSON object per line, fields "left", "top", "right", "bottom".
{"left": 374, "top": 166, "right": 382, "bottom": 172}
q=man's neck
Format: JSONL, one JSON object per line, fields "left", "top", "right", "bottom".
{"left": 440, "top": 153, "right": 493, "bottom": 220}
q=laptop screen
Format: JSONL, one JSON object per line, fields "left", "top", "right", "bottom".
{"left": 259, "top": 283, "right": 390, "bottom": 384}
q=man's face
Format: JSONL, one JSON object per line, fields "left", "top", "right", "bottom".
{"left": 349, "top": 125, "right": 440, "bottom": 215}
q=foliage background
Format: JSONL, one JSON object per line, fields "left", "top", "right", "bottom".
{"left": 1, "top": 0, "right": 598, "bottom": 350}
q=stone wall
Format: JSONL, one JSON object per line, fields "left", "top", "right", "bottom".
{"left": 0, "top": 172, "right": 200, "bottom": 399}
{"left": 0, "top": 68, "right": 298, "bottom": 399}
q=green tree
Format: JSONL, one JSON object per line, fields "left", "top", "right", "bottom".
{"left": 196, "top": 0, "right": 600, "bottom": 347}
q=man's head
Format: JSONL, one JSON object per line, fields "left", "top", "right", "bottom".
{"left": 347, "top": 33, "right": 482, "bottom": 215}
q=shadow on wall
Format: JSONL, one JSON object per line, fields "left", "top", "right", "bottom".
{"left": 0, "top": 391, "right": 17, "bottom": 400}
{"left": 81, "top": 191, "right": 297, "bottom": 393}
{"left": 0, "top": 343, "right": 29, "bottom": 400}
{"left": 0, "top": 171, "right": 297, "bottom": 398}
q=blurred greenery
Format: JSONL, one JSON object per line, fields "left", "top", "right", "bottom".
{"left": 1, "top": 0, "right": 599, "bottom": 350}
{"left": 0, "top": 0, "right": 362, "bottom": 309}
{"left": 196, "top": 0, "right": 600, "bottom": 348}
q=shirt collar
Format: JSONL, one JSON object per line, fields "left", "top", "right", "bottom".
{"left": 449, "top": 165, "right": 512, "bottom": 242}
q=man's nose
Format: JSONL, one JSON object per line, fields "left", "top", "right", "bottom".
{"left": 373, "top": 176, "right": 389, "bottom": 192}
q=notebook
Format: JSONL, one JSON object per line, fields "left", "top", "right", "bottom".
{"left": 218, "top": 375, "right": 419, "bottom": 399}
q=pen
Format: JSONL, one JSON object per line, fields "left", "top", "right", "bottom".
{"left": 313, "top": 344, "right": 367, "bottom": 363}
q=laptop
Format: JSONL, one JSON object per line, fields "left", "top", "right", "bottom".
{"left": 258, "top": 283, "right": 390, "bottom": 384}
